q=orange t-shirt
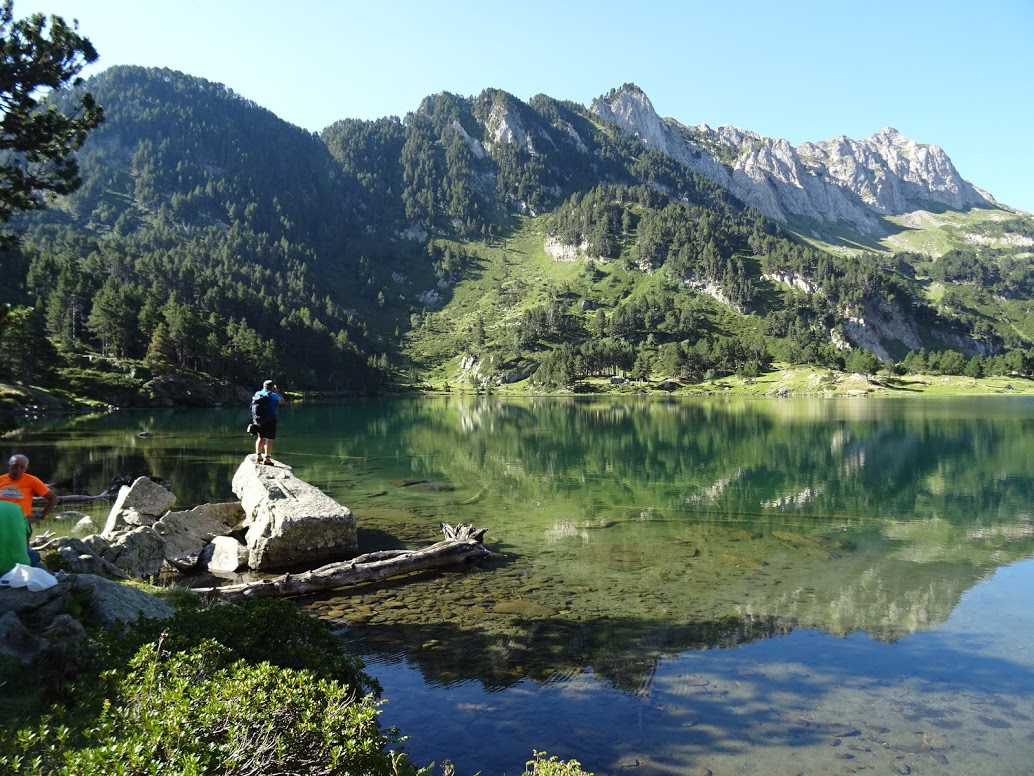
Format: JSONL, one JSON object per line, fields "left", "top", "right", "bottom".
{"left": 0, "top": 473, "right": 50, "bottom": 516}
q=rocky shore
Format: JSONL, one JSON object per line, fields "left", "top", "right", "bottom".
{"left": 2, "top": 456, "right": 358, "bottom": 671}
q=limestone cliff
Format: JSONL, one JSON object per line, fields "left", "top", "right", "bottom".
{"left": 590, "top": 85, "right": 992, "bottom": 237}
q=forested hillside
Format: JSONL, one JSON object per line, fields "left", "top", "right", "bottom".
{"left": 3, "top": 67, "right": 414, "bottom": 394}
{"left": 3, "top": 66, "right": 1034, "bottom": 403}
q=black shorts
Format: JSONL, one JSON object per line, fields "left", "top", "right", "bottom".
{"left": 256, "top": 419, "right": 277, "bottom": 439}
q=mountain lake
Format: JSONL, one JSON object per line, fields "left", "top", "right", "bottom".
{"left": 15, "top": 395, "right": 1034, "bottom": 775}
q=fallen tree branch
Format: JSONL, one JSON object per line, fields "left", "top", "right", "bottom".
{"left": 193, "top": 523, "right": 490, "bottom": 602}
{"left": 54, "top": 493, "right": 113, "bottom": 503}
{"left": 47, "top": 475, "right": 160, "bottom": 504}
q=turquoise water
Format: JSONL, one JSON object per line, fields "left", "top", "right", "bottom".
{"left": 14, "top": 396, "right": 1034, "bottom": 774}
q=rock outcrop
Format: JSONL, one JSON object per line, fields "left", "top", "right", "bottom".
{"left": 232, "top": 457, "right": 357, "bottom": 571}
{"left": 840, "top": 296, "right": 925, "bottom": 361}
{"left": 5, "top": 457, "right": 365, "bottom": 668}
{"left": 102, "top": 476, "right": 177, "bottom": 535}
{"left": 154, "top": 502, "right": 245, "bottom": 571}
{"left": 0, "top": 573, "right": 174, "bottom": 666}
{"left": 39, "top": 459, "right": 357, "bottom": 577}
{"left": 590, "top": 85, "right": 991, "bottom": 237}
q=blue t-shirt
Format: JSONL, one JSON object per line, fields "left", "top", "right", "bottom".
{"left": 252, "top": 390, "right": 281, "bottom": 421}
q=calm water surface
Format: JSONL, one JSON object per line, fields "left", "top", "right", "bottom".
{"left": 12, "top": 396, "right": 1034, "bottom": 775}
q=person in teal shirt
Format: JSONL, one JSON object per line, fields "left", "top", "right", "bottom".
{"left": 0, "top": 499, "right": 30, "bottom": 576}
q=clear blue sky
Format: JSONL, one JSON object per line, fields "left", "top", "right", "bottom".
{"left": 17, "top": 0, "right": 1034, "bottom": 213}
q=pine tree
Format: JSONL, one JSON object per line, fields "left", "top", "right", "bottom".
{"left": 145, "top": 321, "right": 175, "bottom": 371}
{"left": 0, "top": 0, "right": 104, "bottom": 244}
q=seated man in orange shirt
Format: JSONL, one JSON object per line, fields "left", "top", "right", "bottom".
{"left": 0, "top": 454, "right": 58, "bottom": 520}
{"left": 0, "top": 454, "right": 58, "bottom": 566}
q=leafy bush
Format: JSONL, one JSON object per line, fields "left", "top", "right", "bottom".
{"left": 93, "top": 598, "right": 379, "bottom": 697}
{"left": 51, "top": 366, "right": 144, "bottom": 405}
{"left": 3, "top": 639, "right": 419, "bottom": 775}
{"left": 0, "top": 599, "right": 417, "bottom": 775}
{"left": 526, "top": 750, "right": 593, "bottom": 775}
{"left": 1, "top": 598, "right": 587, "bottom": 775}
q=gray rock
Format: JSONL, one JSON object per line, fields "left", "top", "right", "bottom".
{"left": 0, "top": 610, "right": 48, "bottom": 664}
{"left": 0, "top": 579, "right": 71, "bottom": 626}
{"left": 82, "top": 533, "right": 108, "bottom": 554}
{"left": 101, "top": 526, "right": 166, "bottom": 579}
{"left": 232, "top": 457, "right": 357, "bottom": 571}
{"left": 37, "top": 536, "right": 127, "bottom": 579}
{"left": 155, "top": 502, "right": 245, "bottom": 571}
{"left": 103, "top": 477, "right": 177, "bottom": 535}
{"left": 43, "top": 612, "right": 87, "bottom": 643}
{"left": 0, "top": 573, "right": 174, "bottom": 672}
{"left": 72, "top": 516, "right": 98, "bottom": 535}
{"left": 206, "top": 535, "right": 249, "bottom": 573}
{"left": 70, "top": 573, "right": 174, "bottom": 629}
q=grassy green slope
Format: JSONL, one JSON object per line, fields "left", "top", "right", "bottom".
{"left": 880, "top": 207, "right": 1034, "bottom": 256}
{"left": 398, "top": 214, "right": 1034, "bottom": 397}
{"left": 794, "top": 206, "right": 1034, "bottom": 260}
{"left": 403, "top": 216, "right": 588, "bottom": 382}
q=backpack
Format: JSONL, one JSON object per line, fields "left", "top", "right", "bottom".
{"left": 251, "top": 390, "right": 274, "bottom": 423}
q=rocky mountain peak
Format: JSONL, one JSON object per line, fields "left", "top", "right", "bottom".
{"left": 802, "top": 127, "right": 986, "bottom": 216}
{"left": 591, "top": 83, "right": 672, "bottom": 155}
{"left": 482, "top": 91, "right": 537, "bottom": 153}
{"left": 588, "top": 87, "right": 993, "bottom": 237}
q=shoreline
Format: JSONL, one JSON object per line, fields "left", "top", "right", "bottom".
{"left": 4, "top": 368, "right": 1034, "bottom": 425}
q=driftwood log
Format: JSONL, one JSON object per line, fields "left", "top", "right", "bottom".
{"left": 50, "top": 475, "right": 150, "bottom": 504}
{"left": 193, "top": 523, "right": 490, "bottom": 603}
{"left": 54, "top": 493, "right": 113, "bottom": 503}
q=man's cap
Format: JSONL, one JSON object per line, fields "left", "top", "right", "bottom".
{"left": 263, "top": 379, "right": 275, "bottom": 388}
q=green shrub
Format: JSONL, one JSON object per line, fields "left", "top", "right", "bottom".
{"left": 0, "top": 655, "right": 39, "bottom": 715}
{"left": 0, "top": 599, "right": 416, "bottom": 775}
{"left": 2, "top": 640, "right": 420, "bottom": 775}
{"left": 526, "top": 750, "right": 593, "bottom": 775}
{"left": 51, "top": 366, "right": 144, "bottom": 406}
{"left": 93, "top": 598, "right": 379, "bottom": 697}
{"left": 1, "top": 599, "right": 585, "bottom": 775}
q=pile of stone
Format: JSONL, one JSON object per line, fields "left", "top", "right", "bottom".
{"left": 36, "top": 457, "right": 358, "bottom": 579}
{"left": 2, "top": 458, "right": 358, "bottom": 669}
{"left": 0, "top": 573, "right": 176, "bottom": 668}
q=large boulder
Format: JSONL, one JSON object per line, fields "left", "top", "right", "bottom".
{"left": 0, "top": 573, "right": 174, "bottom": 666}
{"left": 155, "top": 502, "right": 245, "bottom": 572}
{"left": 101, "top": 526, "right": 166, "bottom": 579}
{"left": 231, "top": 457, "right": 357, "bottom": 571}
{"left": 103, "top": 477, "right": 177, "bottom": 535}
{"left": 0, "top": 578, "right": 70, "bottom": 626}
{"left": 70, "top": 573, "right": 174, "bottom": 628}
